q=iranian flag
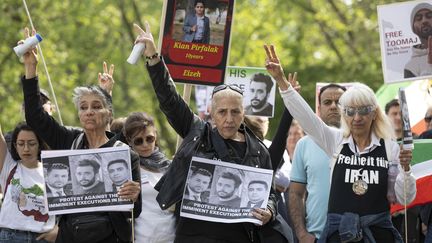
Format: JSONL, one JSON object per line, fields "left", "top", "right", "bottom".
{"left": 391, "top": 139, "right": 432, "bottom": 213}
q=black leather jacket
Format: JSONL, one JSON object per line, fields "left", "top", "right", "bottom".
{"left": 147, "top": 60, "right": 276, "bottom": 213}
{"left": 146, "top": 60, "right": 297, "bottom": 243}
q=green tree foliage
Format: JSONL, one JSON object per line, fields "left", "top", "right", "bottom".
{"left": 0, "top": 0, "right": 397, "bottom": 157}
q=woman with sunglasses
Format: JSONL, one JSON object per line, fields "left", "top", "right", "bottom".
{"left": 122, "top": 112, "right": 175, "bottom": 243}
{"left": 264, "top": 44, "right": 416, "bottom": 243}
{"left": 0, "top": 122, "right": 57, "bottom": 242}
{"left": 18, "top": 27, "right": 141, "bottom": 243}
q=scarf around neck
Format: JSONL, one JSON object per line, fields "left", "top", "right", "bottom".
{"left": 139, "top": 147, "right": 171, "bottom": 173}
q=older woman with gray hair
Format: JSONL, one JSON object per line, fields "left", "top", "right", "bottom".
{"left": 264, "top": 44, "right": 416, "bottom": 243}
{"left": 18, "top": 27, "right": 141, "bottom": 243}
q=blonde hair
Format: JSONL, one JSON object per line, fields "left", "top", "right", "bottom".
{"left": 339, "top": 83, "right": 395, "bottom": 139}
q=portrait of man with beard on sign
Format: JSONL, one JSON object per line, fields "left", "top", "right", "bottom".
{"left": 244, "top": 73, "right": 274, "bottom": 117}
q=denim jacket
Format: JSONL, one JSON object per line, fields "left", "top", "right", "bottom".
{"left": 318, "top": 211, "right": 402, "bottom": 243}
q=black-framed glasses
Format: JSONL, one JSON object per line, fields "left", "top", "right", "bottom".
{"left": 211, "top": 84, "right": 243, "bottom": 98}
{"left": 132, "top": 135, "right": 156, "bottom": 146}
{"left": 425, "top": 115, "right": 432, "bottom": 123}
{"left": 343, "top": 106, "right": 375, "bottom": 117}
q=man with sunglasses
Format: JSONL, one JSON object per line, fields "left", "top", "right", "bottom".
{"left": 135, "top": 23, "right": 292, "bottom": 243}
{"left": 420, "top": 106, "right": 432, "bottom": 138}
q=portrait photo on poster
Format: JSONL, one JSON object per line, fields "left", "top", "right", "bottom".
{"left": 159, "top": 0, "right": 235, "bottom": 85}
{"left": 225, "top": 66, "right": 276, "bottom": 118}
{"left": 378, "top": 0, "right": 432, "bottom": 83}
{"left": 180, "top": 157, "right": 273, "bottom": 225}
{"left": 41, "top": 147, "right": 133, "bottom": 215}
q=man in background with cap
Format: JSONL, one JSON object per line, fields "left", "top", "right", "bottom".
{"left": 404, "top": 2, "right": 432, "bottom": 78}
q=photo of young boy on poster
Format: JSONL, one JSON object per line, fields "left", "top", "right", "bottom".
{"left": 159, "top": 0, "right": 234, "bottom": 85}
{"left": 378, "top": 0, "right": 432, "bottom": 83}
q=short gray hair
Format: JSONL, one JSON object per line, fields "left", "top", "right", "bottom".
{"left": 72, "top": 85, "right": 113, "bottom": 114}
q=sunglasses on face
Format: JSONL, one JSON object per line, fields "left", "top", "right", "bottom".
{"left": 212, "top": 84, "right": 243, "bottom": 98}
{"left": 343, "top": 106, "right": 375, "bottom": 117}
{"left": 132, "top": 135, "right": 156, "bottom": 146}
{"left": 425, "top": 116, "right": 432, "bottom": 123}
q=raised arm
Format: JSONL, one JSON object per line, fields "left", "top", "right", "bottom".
{"left": 264, "top": 44, "right": 340, "bottom": 156}
{"left": 134, "top": 22, "right": 197, "bottom": 138}
{"left": 268, "top": 72, "right": 300, "bottom": 170}
{"left": 19, "top": 27, "right": 80, "bottom": 149}
{"left": 268, "top": 108, "right": 292, "bottom": 171}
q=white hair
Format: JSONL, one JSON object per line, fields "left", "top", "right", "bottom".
{"left": 339, "top": 83, "right": 395, "bottom": 139}
{"left": 210, "top": 89, "right": 244, "bottom": 114}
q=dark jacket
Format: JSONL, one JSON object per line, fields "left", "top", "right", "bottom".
{"left": 147, "top": 60, "right": 292, "bottom": 242}
{"left": 22, "top": 76, "right": 141, "bottom": 242}
{"left": 182, "top": 14, "right": 210, "bottom": 44}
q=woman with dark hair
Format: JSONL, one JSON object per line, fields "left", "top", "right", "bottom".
{"left": 18, "top": 28, "right": 141, "bottom": 243}
{"left": 0, "top": 122, "right": 57, "bottom": 242}
{"left": 123, "top": 112, "right": 175, "bottom": 243}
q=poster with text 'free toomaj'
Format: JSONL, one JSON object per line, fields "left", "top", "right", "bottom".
{"left": 378, "top": 0, "right": 432, "bottom": 83}
{"left": 159, "top": 0, "right": 234, "bottom": 85}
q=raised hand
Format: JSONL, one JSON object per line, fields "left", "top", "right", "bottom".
{"left": 264, "top": 44, "right": 290, "bottom": 91}
{"left": 288, "top": 72, "right": 301, "bottom": 93}
{"left": 19, "top": 27, "right": 38, "bottom": 78}
{"left": 133, "top": 22, "right": 158, "bottom": 58}
{"left": 98, "top": 61, "right": 115, "bottom": 96}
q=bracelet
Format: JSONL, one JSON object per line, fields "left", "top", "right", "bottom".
{"left": 146, "top": 53, "right": 159, "bottom": 60}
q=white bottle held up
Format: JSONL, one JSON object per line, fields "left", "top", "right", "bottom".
{"left": 127, "top": 42, "right": 145, "bottom": 65}
{"left": 387, "top": 161, "right": 399, "bottom": 204}
{"left": 13, "top": 34, "right": 43, "bottom": 57}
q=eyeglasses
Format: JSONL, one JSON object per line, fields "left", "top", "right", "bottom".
{"left": 212, "top": 84, "right": 243, "bottom": 98}
{"left": 343, "top": 106, "right": 375, "bottom": 117}
{"left": 132, "top": 135, "right": 156, "bottom": 146}
{"left": 425, "top": 115, "right": 432, "bottom": 123}
{"left": 15, "top": 141, "right": 38, "bottom": 148}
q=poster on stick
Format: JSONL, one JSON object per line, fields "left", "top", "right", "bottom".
{"left": 378, "top": 0, "right": 432, "bottom": 83}
{"left": 199, "top": 66, "right": 276, "bottom": 118}
{"left": 159, "top": 0, "right": 235, "bottom": 85}
{"left": 180, "top": 156, "right": 273, "bottom": 225}
{"left": 41, "top": 146, "right": 134, "bottom": 215}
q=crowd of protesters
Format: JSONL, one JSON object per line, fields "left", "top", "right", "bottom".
{"left": 3, "top": 6, "right": 432, "bottom": 243}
